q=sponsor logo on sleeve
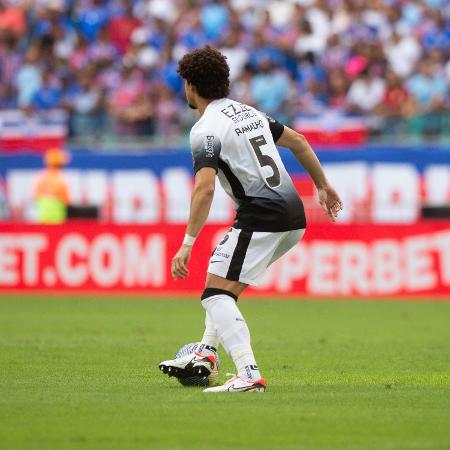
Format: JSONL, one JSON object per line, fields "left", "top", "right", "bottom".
{"left": 204, "top": 136, "right": 216, "bottom": 158}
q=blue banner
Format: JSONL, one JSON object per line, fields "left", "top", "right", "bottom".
{"left": 0, "top": 145, "right": 449, "bottom": 176}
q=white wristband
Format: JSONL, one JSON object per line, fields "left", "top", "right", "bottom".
{"left": 183, "top": 234, "right": 196, "bottom": 246}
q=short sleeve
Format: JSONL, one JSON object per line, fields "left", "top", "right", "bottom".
{"left": 190, "top": 133, "right": 222, "bottom": 174}
{"left": 264, "top": 113, "right": 285, "bottom": 143}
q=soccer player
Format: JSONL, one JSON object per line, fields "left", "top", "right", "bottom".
{"left": 159, "top": 46, "right": 343, "bottom": 393}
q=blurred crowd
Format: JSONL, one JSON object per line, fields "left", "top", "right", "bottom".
{"left": 0, "top": 0, "right": 449, "bottom": 143}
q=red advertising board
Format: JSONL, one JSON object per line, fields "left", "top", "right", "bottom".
{"left": 0, "top": 222, "right": 449, "bottom": 297}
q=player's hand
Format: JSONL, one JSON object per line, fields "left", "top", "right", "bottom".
{"left": 318, "top": 184, "right": 343, "bottom": 222}
{"left": 171, "top": 244, "right": 192, "bottom": 280}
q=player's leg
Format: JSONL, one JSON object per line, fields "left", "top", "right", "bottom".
{"left": 159, "top": 228, "right": 304, "bottom": 386}
{"left": 158, "top": 300, "right": 228, "bottom": 380}
{"left": 197, "top": 267, "right": 249, "bottom": 356}
{"left": 202, "top": 228, "right": 305, "bottom": 392}
{"left": 195, "top": 275, "right": 246, "bottom": 357}
{"left": 196, "top": 312, "right": 219, "bottom": 357}
{"left": 267, "top": 229, "right": 305, "bottom": 266}
{"left": 200, "top": 274, "right": 266, "bottom": 392}
{"left": 158, "top": 239, "right": 245, "bottom": 381}
{"left": 159, "top": 295, "right": 224, "bottom": 379}
{"left": 159, "top": 229, "right": 254, "bottom": 381}
{"left": 199, "top": 228, "right": 272, "bottom": 392}
{"left": 202, "top": 274, "right": 259, "bottom": 380}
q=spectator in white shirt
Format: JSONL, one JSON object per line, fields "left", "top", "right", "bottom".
{"left": 384, "top": 30, "right": 422, "bottom": 78}
{"left": 346, "top": 68, "right": 386, "bottom": 115}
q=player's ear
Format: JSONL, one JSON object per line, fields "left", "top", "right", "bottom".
{"left": 185, "top": 81, "right": 194, "bottom": 94}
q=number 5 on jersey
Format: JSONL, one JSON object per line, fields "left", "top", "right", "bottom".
{"left": 249, "top": 135, "right": 281, "bottom": 188}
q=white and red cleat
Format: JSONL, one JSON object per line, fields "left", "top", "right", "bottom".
{"left": 203, "top": 374, "right": 266, "bottom": 393}
{"left": 159, "top": 352, "right": 215, "bottom": 379}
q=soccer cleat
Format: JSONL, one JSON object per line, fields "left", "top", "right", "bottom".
{"left": 202, "top": 374, "right": 266, "bottom": 393}
{"left": 159, "top": 352, "right": 215, "bottom": 379}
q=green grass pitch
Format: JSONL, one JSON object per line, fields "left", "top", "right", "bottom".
{"left": 0, "top": 296, "right": 449, "bottom": 450}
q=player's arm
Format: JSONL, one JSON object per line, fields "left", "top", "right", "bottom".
{"left": 186, "top": 168, "right": 216, "bottom": 237}
{"left": 171, "top": 168, "right": 216, "bottom": 280}
{"left": 276, "top": 126, "right": 343, "bottom": 222}
{"left": 171, "top": 133, "right": 221, "bottom": 280}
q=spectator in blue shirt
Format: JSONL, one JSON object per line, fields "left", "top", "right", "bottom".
{"left": 407, "top": 60, "right": 447, "bottom": 110}
{"left": 406, "top": 59, "right": 448, "bottom": 135}
{"left": 32, "top": 69, "right": 62, "bottom": 110}
{"left": 250, "top": 58, "right": 291, "bottom": 122}
{"left": 77, "top": 0, "right": 109, "bottom": 42}
{"left": 248, "top": 32, "right": 286, "bottom": 71}
{"left": 15, "top": 45, "right": 42, "bottom": 107}
{"left": 201, "top": 0, "right": 229, "bottom": 41}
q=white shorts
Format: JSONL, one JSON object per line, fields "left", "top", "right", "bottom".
{"left": 207, "top": 227, "right": 305, "bottom": 286}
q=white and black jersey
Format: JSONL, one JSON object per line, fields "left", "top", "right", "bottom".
{"left": 190, "top": 98, "right": 306, "bottom": 232}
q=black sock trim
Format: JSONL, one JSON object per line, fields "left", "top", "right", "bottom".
{"left": 201, "top": 288, "right": 238, "bottom": 302}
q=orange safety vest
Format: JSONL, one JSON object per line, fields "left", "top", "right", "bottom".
{"left": 34, "top": 168, "right": 70, "bottom": 223}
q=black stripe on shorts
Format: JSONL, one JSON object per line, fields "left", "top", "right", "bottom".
{"left": 226, "top": 230, "right": 253, "bottom": 281}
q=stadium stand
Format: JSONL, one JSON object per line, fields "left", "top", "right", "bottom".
{"left": 0, "top": 0, "right": 448, "bottom": 147}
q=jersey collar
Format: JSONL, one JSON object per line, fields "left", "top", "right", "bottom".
{"left": 203, "top": 98, "right": 228, "bottom": 115}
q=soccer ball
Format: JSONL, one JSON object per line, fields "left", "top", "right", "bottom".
{"left": 175, "top": 342, "right": 220, "bottom": 387}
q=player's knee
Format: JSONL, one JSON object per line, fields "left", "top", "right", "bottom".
{"left": 201, "top": 288, "right": 238, "bottom": 302}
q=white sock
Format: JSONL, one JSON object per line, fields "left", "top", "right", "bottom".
{"left": 196, "top": 312, "right": 219, "bottom": 357}
{"left": 201, "top": 292, "right": 261, "bottom": 381}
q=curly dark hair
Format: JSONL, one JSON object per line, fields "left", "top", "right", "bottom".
{"left": 177, "top": 46, "right": 230, "bottom": 99}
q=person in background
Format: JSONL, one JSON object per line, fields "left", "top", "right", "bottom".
{"left": 77, "top": 0, "right": 109, "bottom": 43}
{"left": 327, "top": 70, "right": 349, "bottom": 111}
{"left": 346, "top": 67, "right": 385, "bottom": 116}
{"left": 154, "top": 83, "right": 181, "bottom": 142}
{"left": 34, "top": 148, "right": 71, "bottom": 224}
{"left": 108, "top": 61, "right": 153, "bottom": 136}
{"left": 0, "top": 0, "right": 26, "bottom": 38}
{"left": 376, "top": 69, "right": 414, "bottom": 134}
{"left": 31, "top": 68, "right": 62, "bottom": 110}
{"left": 65, "top": 67, "right": 105, "bottom": 139}
{"left": 108, "top": 0, "right": 141, "bottom": 55}
{"left": 15, "top": 45, "right": 42, "bottom": 107}
{"left": 406, "top": 58, "right": 449, "bottom": 136}
{"left": 250, "top": 57, "right": 291, "bottom": 123}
